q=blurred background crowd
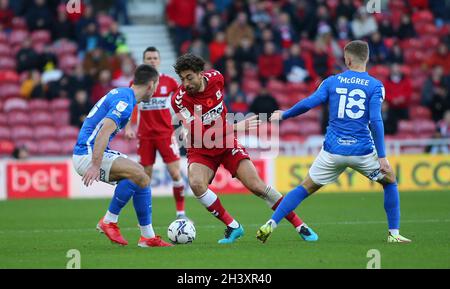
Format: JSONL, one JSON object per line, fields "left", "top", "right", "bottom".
{"left": 0, "top": 0, "right": 449, "bottom": 158}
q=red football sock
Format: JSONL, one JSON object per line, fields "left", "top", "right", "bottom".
{"left": 272, "top": 197, "right": 303, "bottom": 228}
{"left": 207, "top": 198, "right": 234, "bottom": 226}
{"left": 173, "top": 185, "right": 185, "bottom": 212}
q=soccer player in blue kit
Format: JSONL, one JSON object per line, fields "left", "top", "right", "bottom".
{"left": 257, "top": 40, "right": 411, "bottom": 243}
{"left": 72, "top": 64, "right": 172, "bottom": 247}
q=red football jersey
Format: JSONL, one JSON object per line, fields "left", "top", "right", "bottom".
{"left": 171, "top": 70, "right": 234, "bottom": 155}
{"left": 136, "top": 74, "right": 179, "bottom": 139}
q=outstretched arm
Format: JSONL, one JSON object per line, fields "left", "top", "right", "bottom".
{"left": 279, "top": 79, "right": 330, "bottom": 121}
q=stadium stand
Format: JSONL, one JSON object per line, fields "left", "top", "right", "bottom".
{"left": 165, "top": 0, "right": 450, "bottom": 154}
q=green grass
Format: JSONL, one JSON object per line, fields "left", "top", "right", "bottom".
{"left": 0, "top": 191, "right": 449, "bottom": 269}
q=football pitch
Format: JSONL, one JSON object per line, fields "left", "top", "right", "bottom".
{"left": 0, "top": 191, "right": 449, "bottom": 269}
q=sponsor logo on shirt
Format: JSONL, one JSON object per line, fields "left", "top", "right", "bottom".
{"left": 337, "top": 136, "right": 357, "bottom": 146}
{"left": 139, "top": 97, "right": 169, "bottom": 110}
{"left": 202, "top": 102, "right": 224, "bottom": 124}
{"left": 116, "top": 101, "right": 128, "bottom": 112}
{"left": 112, "top": 110, "right": 122, "bottom": 118}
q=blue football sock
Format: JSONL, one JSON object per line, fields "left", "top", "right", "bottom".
{"left": 133, "top": 185, "right": 152, "bottom": 226}
{"left": 272, "top": 185, "right": 309, "bottom": 224}
{"left": 108, "top": 179, "right": 137, "bottom": 215}
{"left": 383, "top": 182, "right": 400, "bottom": 230}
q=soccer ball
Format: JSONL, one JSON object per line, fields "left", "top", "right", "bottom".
{"left": 167, "top": 219, "right": 196, "bottom": 244}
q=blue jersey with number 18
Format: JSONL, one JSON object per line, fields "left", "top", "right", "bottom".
{"left": 317, "top": 70, "right": 385, "bottom": 156}
{"left": 73, "top": 88, "right": 136, "bottom": 156}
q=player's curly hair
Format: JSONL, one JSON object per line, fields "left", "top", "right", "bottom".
{"left": 174, "top": 53, "right": 205, "bottom": 75}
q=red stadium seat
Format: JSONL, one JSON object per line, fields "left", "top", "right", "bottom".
{"left": 15, "top": 139, "right": 39, "bottom": 155}
{"left": 109, "top": 138, "right": 132, "bottom": 154}
{"left": 299, "top": 121, "right": 322, "bottom": 136}
{"left": 0, "top": 114, "right": 7, "bottom": 126}
{"left": 414, "top": 119, "right": 436, "bottom": 134}
{"left": 60, "top": 139, "right": 77, "bottom": 155}
{"left": 3, "top": 98, "right": 28, "bottom": 112}
{"left": 369, "top": 65, "right": 390, "bottom": 80}
{"left": 57, "top": 126, "right": 80, "bottom": 139}
{"left": 280, "top": 119, "right": 299, "bottom": 135}
{"left": 31, "top": 30, "right": 51, "bottom": 45}
{"left": 9, "top": 30, "right": 29, "bottom": 46}
{"left": 0, "top": 57, "right": 16, "bottom": 70}
{"left": 34, "top": 125, "right": 58, "bottom": 139}
{"left": 0, "top": 84, "right": 20, "bottom": 99}
{"left": 397, "top": 120, "right": 415, "bottom": 134}
{"left": 0, "top": 126, "right": 11, "bottom": 140}
{"left": 0, "top": 140, "right": 14, "bottom": 156}
{"left": 53, "top": 40, "right": 78, "bottom": 57}
{"left": 29, "top": 99, "right": 50, "bottom": 111}
{"left": 59, "top": 55, "right": 78, "bottom": 73}
{"left": 242, "top": 79, "right": 261, "bottom": 95}
{"left": 409, "top": 106, "right": 432, "bottom": 120}
{"left": 286, "top": 82, "right": 311, "bottom": 94}
{"left": 52, "top": 110, "right": 70, "bottom": 127}
{"left": 0, "top": 70, "right": 20, "bottom": 84}
{"left": 31, "top": 111, "right": 54, "bottom": 126}
{"left": 97, "top": 14, "right": 114, "bottom": 34}
{"left": 8, "top": 111, "right": 32, "bottom": 126}
{"left": 243, "top": 67, "right": 258, "bottom": 80}
{"left": 280, "top": 133, "right": 306, "bottom": 143}
{"left": 267, "top": 79, "right": 286, "bottom": 94}
{"left": 0, "top": 32, "right": 7, "bottom": 44}
{"left": 0, "top": 43, "right": 11, "bottom": 57}
{"left": 10, "top": 125, "right": 34, "bottom": 141}
{"left": 50, "top": 98, "right": 71, "bottom": 110}
{"left": 412, "top": 10, "right": 434, "bottom": 25}
{"left": 11, "top": 17, "right": 27, "bottom": 30}
{"left": 37, "top": 140, "right": 62, "bottom": 155}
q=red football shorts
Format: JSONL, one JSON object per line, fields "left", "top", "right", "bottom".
{"left": 187, "top": 143, "right": 250, "bottom": 178}
{"left": 138, "top": 136, "right": 180, "bottom": 166}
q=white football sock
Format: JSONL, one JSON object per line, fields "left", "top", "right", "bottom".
{"left": 260, "top": 186, "right": 282, "bottom": 207}
{"left": 227, "top": 220, "right": 239, "bottom": 229}
{"left": 389, "top": 229, "right": 399, "bottom": 236}
{"left": 196, "top": 189, "right": 218, "bottom": 207}
{"left": 140, "top": 224, "right": 155, "bottom": 238}
{"left": 176, "top": 211, "right": 186, "bottom": 216}
{"left": 104, "top": 211, "right": 118, "bottom": 224}
{"left": 267, "top": 219, "right": 277, "bottom": 229}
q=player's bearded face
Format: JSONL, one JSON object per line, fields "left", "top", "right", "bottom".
{"left": 145, "top": 79, "right": 159, "bottom": 99}
{"left": 180, "top": 71, "right": 202, "bottom": 94}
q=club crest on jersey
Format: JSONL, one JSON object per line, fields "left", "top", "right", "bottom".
{"left": 116, "top": 101, "right": 128, "bottom": 112}
{"left": 180, "top": 107, "right": 194, "bottom": 123}
{"left": 216, "top": 90, "right": 222, "bottom": 100}
{"left": 160, "top": 86, "right": 167, "bottom": 94}
{"left": 202, "top": 102, "right": 223, "bottom": 124}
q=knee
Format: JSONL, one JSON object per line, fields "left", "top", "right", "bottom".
{"left": 189, "top": 178, "right": 208, "bottom": 195}
{"left": 169, "top": 169, "right": 181, "bottom": 182}
{"left": 132, "top": 171, "right": 151, "bottom": 189}
{"left": 381, "top": 171, "right": 397, "bottom": 185}
{"left": 144, "top": 166, "right": 153, "bottom": 179}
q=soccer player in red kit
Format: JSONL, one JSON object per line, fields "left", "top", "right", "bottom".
{"left": 171, "top": 53, "right": 318, "bottom": 244}
{"left": 125, "top": 47, "right": 189, "bottom": 221}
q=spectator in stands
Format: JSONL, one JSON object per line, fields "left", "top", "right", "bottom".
{"left": 369, "top": 31, "right": 389, "bottom": 64}
{"left": 25, "top": 0, "right": 53, "bottom": 31}
{"left": 284, "top": 44, "right": 308, "bottom": 84}
{"left": 12, "top": 145, "right": 29, "bottom": 160}
{"left": 78, "top": 22, "right": 102, "bottom": 53}
{"left": 249, "top": 0, "right": 272, "bottom": 27}
{"left": 429, "top": 0, "right": 450, "bottom": 25}
{"left": 29, "top": 70, "right": 47, "bottom": 99}
{"left": 38, "top": 45, "right": 58, "bottom": 72}
{"left": 305, "top": 4, "right": 335, "bottom": 41}
{"left": 112, "top": 57, "right": 134, "bottom": 87}
{"left": 91, "top": 69, "right": 113, "bottom": 103}
{"left": 226, "top": 81, "right": 248, "bottom": 113}
{"left": 382, "top": 102, "right": 398, "bottom": 135}
{"left": 275, "top": 12, "right": 298, "bottom": 49}
{"left": 422, "top": 66, "right": 450, "bottom": 122}
{"left": 208, "top": 31, "right": 227, "bottom": 65}
{"left": 384, "top": 63, "right": 413, "bottom": 121}
{"left": 75, "top": 4, "right": 96, "bottom": 41}
{"left": 249, "top": 87, "right": 279, "bottom": 115}
{"left": 426, "top": 42, "right": 450, "bottom": 75}
{"left": 351, "top": 7, "right": 378, "bottom": 39}
{"left": 20, "top": 70, "right": 41, "bottom": 99}
{"left": 52, "top": 4, "right": 75, "bottom": 41}
{"left": 113, "top": 0, "right": 131, "bottom": 25}
{"left": 201, "top": 13, "right": 224, "bottom": 44}
{"left": 188, "top": 38, "right": 210, "bottom": 63}
{"left": 226, "top": 12, "right": 255, "bottom": 49}
{"left": 395, "top": 14, "right": 416, "bottom": 40}
{"left": 336, "top": 16, "right": 353, "bottom": 40}
{"left": 386, "top": 41, "right": 404, "bottom": 64}
{"left": 83, "top": 47, "right": 111, "bottom": 81}
{"left": 378, "top": 16, "right": 394, "bottom": 38}
{"left": 430, "top": 110, "right": 450, "bottom": 154}
{"left": 166, "top": 0, "right": 196, "bottom": 54}
{"left": 304, "top": 38, "right": 335, "bottom": 81}
{"left": 335, "top": 0, "right": 357, "bottom": 21}
{"left": 258, "top": 41, "right": 283, "bottom": 83}
{"left": 70, "top": 89, "right": 92, "bottom": 128}
{"left": 0, "top": 0, "right": 14, "bottom": 31}
{"left": 16, "top": 38, "right": 39, "bottom": 73}
{"left": 69, "top": 63, "right": 93, "bottom": 98}
{"left": 102, "top": 21, "right": 126, "bottom": 55}
{"left": 234, "top": 36, "right": 257, "bottom": 67}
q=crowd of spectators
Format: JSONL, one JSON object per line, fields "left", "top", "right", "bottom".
{"left": 0, "top": 0, "right": 134, "bottom": 156}
{"left": 166, "top": 0, "right": 450, "bottom": 149}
